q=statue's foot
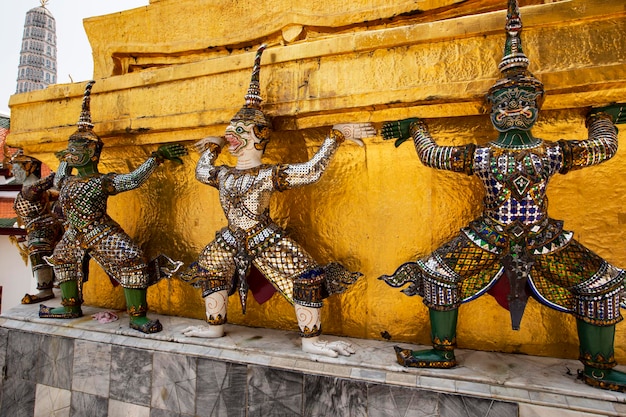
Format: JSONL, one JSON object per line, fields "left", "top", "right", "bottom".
{"left": 39, "top": 304, "right": 82, "bottom": 319}
{"left": 129, "top": 317, "right": 163, "bottom": 334}
{"left": 182, "top": 325, "right": 224, "bottom": 338}
{"left": 394, "top": 346, "right": 457, "bottom": 368}
{"left": 580, "top": 366, "right": 626, "bottom": 392}
{"left": 22, "top": 291, "right": 54, "bottom": 304}
{"left": 301, "top": 337, "right": 356, "bottom": 358}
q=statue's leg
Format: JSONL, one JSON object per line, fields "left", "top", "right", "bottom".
{"left": 91, "top": 230, "right": 161, "bottom": 333}
{"left": 389, "top": 231, "right": 493, "bottom": 368}
{"left": 296, "top": 304, "right": 324, "bottom": 354}
{"left": 395, "top": 308, "right": 458, "bottom": 368}
{"left": 202, "top": 289, "right": 229, "bottom": 337}
{"left": 295, "top": 303, "right": 322, "bottom": 339}
{"left": 181, "top": 289, "right": 230, "bottom": 338}
{"left": 554, "top": 244, "right": 626, "bottom": 391}
{"left": 39, "top": 237, "right": 83, "bottom": 317}
{"left": 180, "top": 238, "right": 236, "bottom": 338}
{"left": 295, "top": 303, "right": 354, "bottom": 357}
{"left": 22, "top": 251, "right": 55, "bottom": 304}
{"left": 39, "top": 279, "right": 82, "bottom": 319}
{"left": 291, "top": 269, "right": 355, "bottom": 357}
{"left": 293, "top": 267, "right": 324, "bottom": 345}
{"left": 577, "top": 319, "right": 626, "bottom": 392}
{"left": 34, "top": 265, "right": 54, "bottom": 296}
{"left": 252, "top": 236, "right": 356, "bottom": 356}
{"left": 124, "top": 287, "right": 162, "bottom": 334}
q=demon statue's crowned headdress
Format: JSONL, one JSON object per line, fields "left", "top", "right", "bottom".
{"left": 487, "top": 0, "right": 544, "bottom": 106}
{"left": 11, "top": 149, "right": 41, "bottom": 167}
{"left": 229, "top": 45, "right": 272, "bottom": 148}
{"left": 10, "top": 149, "right": 42, "bottom": 177}
{"left": 69, "top": 80, "right": 102, "bottom": 144}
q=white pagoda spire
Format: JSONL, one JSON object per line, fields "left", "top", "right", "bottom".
{"left": 16, "top": 1, "right": 57, "bottom": 94}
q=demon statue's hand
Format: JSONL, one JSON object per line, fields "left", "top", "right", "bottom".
{"left": 589, "top": 103, "right": 626, "bottom": 125}
{"left": 23, "top": 172, "right": 55, "bottom": 201}
{"left": 332, "top": 123, "right": 376, "bottom": 146}
{"left": 34, "top": 172, "right": 55, "bottom": 190}
{"left": 381, "top": 117, "right": 421, "bottom": 147}
{"left": 193, "top": 136, "right": 226, "bottom": 154}
{"left": 154, "top": 143, "right": 188, "bottom": 164}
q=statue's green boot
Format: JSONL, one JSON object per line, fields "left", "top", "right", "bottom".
{"left": 395, "top": 309, "right": 458, "bottom": 369}
{"left": 39, "top": 280, "right": 82, "bottom": 319}
{"left": 124, "top": 288, "right": 162, "bottom": 334}
{"left": 577, "top": 319, "right": 626, "bottom": 392}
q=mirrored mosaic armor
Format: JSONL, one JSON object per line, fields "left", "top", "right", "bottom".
{"left": 182, "top": 134, "right": 359, "bottom": 318}
{"left": 384, "top": 114, "right": 623, "bottom": 328}
{"left": 48, "top": 158, "right": 163, "bottom": 288}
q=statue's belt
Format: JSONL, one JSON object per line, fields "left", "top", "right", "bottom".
{"left": 463, "top": 216, "right": 573, "bottom": 256}
{"left": 64, "top": 221, "right": 122, "bottom": 248}
{"left": 216, "top": 222, "right": 285, "bottom": 256}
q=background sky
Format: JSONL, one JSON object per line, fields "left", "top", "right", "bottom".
{"left": 0, "top": 0, "right": 149, "bottom": 116}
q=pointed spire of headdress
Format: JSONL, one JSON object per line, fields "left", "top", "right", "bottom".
{"left": 498, "top": 0, "right": 529, "bottom": 73}
{"left": 230, "top": 44, "right": 271, "bottom": 128}
{"left": 69, "top": 80, "right": 101, "bottom": 142}
{"left": 244, "top": 44, "right": 267, "bottom": 109}
{"left": 77, "top": 80, "right": 95, "bottom": 132}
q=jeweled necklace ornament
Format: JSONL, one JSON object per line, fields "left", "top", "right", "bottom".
{"left": 180, "top": 44, "right": 376, "bottom": 358}
{"left": 39, "top": 80, "right": 187, "bottom": 334}
{"left": 379, "top": 0, "right": 626, "bottom": 392}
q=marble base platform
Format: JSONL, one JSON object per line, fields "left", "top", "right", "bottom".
{"left": 0, "top": 300, "right": 625, "bottom": 417}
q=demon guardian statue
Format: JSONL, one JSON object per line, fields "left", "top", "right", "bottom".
{"left": 181, "top": 45, "right": 375, "bottom": 357}
{"left": 40, "top": 81, "right": 187, "bottom": 334}
{"left": 380, "top": 0, "right": 626, "bottom": 392}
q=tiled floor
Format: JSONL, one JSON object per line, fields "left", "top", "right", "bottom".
{"left": 0, "top": 301, "right": 625, "bottom": 416}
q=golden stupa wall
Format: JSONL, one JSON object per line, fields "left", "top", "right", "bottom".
{"left": 7, "top": 0, "right": 626, "bottom": 361}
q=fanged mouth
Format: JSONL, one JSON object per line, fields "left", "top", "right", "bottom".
{"left": 225, "top": 134, "right": 243, "bottom": 152}
{"left": 68, "top": 154, "right": 84, "bottom": 163}
{"left": 62, "top": 151, "right": 88, "bottom": 166}
{"left": 495, "top": 107, "right": 533, "bottom": 122}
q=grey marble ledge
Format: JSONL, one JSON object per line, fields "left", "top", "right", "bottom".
{"left": 1, "top": 301, "right": 626, "bottom": 416}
